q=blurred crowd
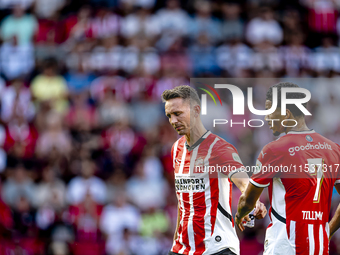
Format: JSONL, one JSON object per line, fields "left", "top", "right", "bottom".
{"left": 0, "top": 0, "right": 340, "bottom": 254}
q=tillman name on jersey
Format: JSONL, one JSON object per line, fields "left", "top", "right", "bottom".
{"left": 302, "top": 211, "right": 323, "bottom": 220}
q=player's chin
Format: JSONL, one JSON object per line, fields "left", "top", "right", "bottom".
{"left": 177, "top": 129, "right": 187, "bottom": 135}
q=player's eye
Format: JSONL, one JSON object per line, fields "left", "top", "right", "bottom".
{"left": 174, "top": 112, "right": 181, "bottom": 116}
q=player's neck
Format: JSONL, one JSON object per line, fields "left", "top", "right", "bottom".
{"left": 285, "top": 118, "right": 309, "bottom": 134}
{"left": 185, "top": 123, "right": 207, "bottom": 146}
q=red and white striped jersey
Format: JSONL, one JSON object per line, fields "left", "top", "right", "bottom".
{"left": 251, "top": 130, "right": 340, "bottom": 255}
{"left": 170, "top": 130, "right": 245, "bottom": 255}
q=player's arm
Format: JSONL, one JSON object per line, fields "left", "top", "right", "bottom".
{"left": 174, "top": 202, "right": 180, "bottom": 241}
{"left": 235, "top": 182, "right": 264, "bottom": 231}
{"left": 329, "top": 184, "right": 340, "bottom": 238}
{"left": 231, "top": 172, "right": 267, "bottom": 221}
{"left": 230, "top": 171, "right": 249, "bottom": 193}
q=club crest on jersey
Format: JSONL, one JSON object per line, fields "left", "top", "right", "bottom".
{"left": 195, "top": 157, "right": 204, "bottom": 166}
{"left": 306, "top": 135, "right": 313, "bottom": 142}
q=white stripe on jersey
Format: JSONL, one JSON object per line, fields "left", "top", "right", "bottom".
{"left": 203, "top": 131, "right": 211, "bottom": 138}
{"left": 272, "top": 178, "right": 287, "bottom": 218}
{"left": 189, "top": 144, "right": 199, "bottom": 175}
{"left": 204, "top": 137, "right": 219, "bottom": 165}
{"left": 188, "top": 145, "right": 199, "bottom": 255}
{"left": 308, "top": 224, "right": 314, "bottom": 255}
{"left": 203, "top": 138, "right": 219, "bottom": 253}
{"left": 325, "top": 222, "right": 329, "bottom": 238}
{"left": 289, "top": 220, "right": 296, "bottom": 250}
{"left": 188, "top": 192, "right": 196, "bottom": 255}
{"left": 173, "top": 140, "right": 179, "bottom": 169}
{"left": 203, "top": 178, "right": 211, "bottom": 251}
{"left": 179, "top": 145, "right": 187, "bottom": 174}
{"left": 319, "top": 224, "right": 323, "bottom": 255}
{"left": 179, "top": 192, "right": 187, "bottom": 254}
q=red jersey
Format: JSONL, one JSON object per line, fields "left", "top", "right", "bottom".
{"left": 251, "top": 130, "right": 340, "bottom": 255}
{"left": 171, "top": 131, "right": 245, "bottom": 255}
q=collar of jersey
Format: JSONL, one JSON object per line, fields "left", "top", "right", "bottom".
{"left": 185, "top": 130, "right": 211, "bottom": 152}
{"left": 287, "top": 129, "right": 315, "bottom": 134}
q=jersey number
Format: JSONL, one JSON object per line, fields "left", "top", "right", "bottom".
{"left": 307, "top": 158, "right": 324, "bottom": 203}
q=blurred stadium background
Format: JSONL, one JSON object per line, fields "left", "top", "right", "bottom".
{"left": 0, "top": 0, "right": 340, "bottom": 254}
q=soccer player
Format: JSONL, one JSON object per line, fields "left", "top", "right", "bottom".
{"left": 162, "top": 85, "right": 267, "bottom": 255}
{"left": 236, "top": 82, "right": 340, "bottom": 254}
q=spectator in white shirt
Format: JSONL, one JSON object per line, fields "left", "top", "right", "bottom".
{"left": 0, "top": 36, "right": 35, "bottom": 80}
{"left": 156, "top": 0, "right": 189, "bottom": 36}
{"left": 100, "top": 190, "right": 141, "bottom": 255}
{"left": 121, "top": 7, "right": 160, "bottom": 39}
{"left": 34, "top": 0, "right": 65, "bottom": 19}
{"left": 216, "top": 37, "right": 253, "bottom": 77}
{"left": 67, "top": 160, "right": 107, "bottom": 205}
{"left": 312, "top": 36, "right": 340, "bottom": 75}
{"left": 246, "top": 6, "right": 283, "bottom": 45}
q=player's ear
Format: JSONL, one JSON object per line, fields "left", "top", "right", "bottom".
{"left": 193, "top": 104, "right": 200, "bottom": 117}
{"left": 284, "top": 109, "right": 292, "bottom": 119}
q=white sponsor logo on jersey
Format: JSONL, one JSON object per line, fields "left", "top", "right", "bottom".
{"left": 288, "top": 142, "right": 332, "bottom": 156}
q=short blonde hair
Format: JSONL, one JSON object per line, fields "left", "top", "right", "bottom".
{"left": 161, "top": 85, "right": 200, "bottom": 105}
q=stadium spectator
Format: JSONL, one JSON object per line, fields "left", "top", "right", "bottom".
{"left": 126, "top": 160, "right": 169, "bottom": 211}
{"left": 0, "top": 36, "right": 35, "bottom": 80}
{"left": 1, "top": 5, "right": 38, "bottom": 45}
{"left": 35, "top": 111, "right": 72, "bottom": 159}
{"left": 2, "top": 163, "right": 35, "bottom": 208}
{"left": 34, "top": 0, "right": 66, "bottom": 19}
{"left": 156, "top": 0, "right": 189, "bottom": 50}
{"left": 0, "top": 79, "right": 35, "bottom": 123}
{"left": 280, "top": 32, "right": 311, "bottom": 77}
{"left": 189, "top": 33, "right": 220, "bottom": 76}
{"left": 216, "top": 37, "right": 253, "bottom": 77}
{"left": 100, "top": 190, "right": 141, "bottom": 254}
{"left": 67, "top": 159, "right": 107, "bottom": 205}
{"left": 221, "top": 2, "right": 244, "bottom": 42}
{"left": 246, "top": 6, "right": 283, "bottom": 45}
{"left": 121, "top": 7, "right": 159, "bottom": 39}
{"left": 30, "top": 58, "right": 69, "bottom": 114}
{"left": 189, "top": 1, "right": 222, "bottom": 44}
{"left": 312, "top": 36, "right": 340, "bottom": 75}
{"left": 3, "top": 113, "right": 38, "bottom": 159}
{"left": 89, "top": 8, "right": 120, "bottom": 39}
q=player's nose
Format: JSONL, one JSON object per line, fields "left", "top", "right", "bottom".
{"left": 170, "top": 116, "right": 178, "bottom": 125}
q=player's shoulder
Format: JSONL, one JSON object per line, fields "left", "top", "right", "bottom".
{"left": 265, "top": 130, "right": 340, "bottom": 153}
{"left": 314, "top": 132, "right": 340, "bottom": 147}
{"left": 264, "top": 130, "right": 314, "bottom": 150}
{"left": 171, "top": 136, "right": 186, "bottom": 149}
{"left": 313, "top": 132, "right": 340, "bottom": 153}
{"left": 208, "top": 132, "right": 238, "bottom": 152}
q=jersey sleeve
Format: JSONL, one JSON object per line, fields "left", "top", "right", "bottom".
{"left": 250, "top": 144, "right": 278, "bottom": 188}
{"left": 171, "top": 142, "right": 175, "bottom": 170}
{"left": 209, "top": 142, "right": 246, "bottom": 180}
